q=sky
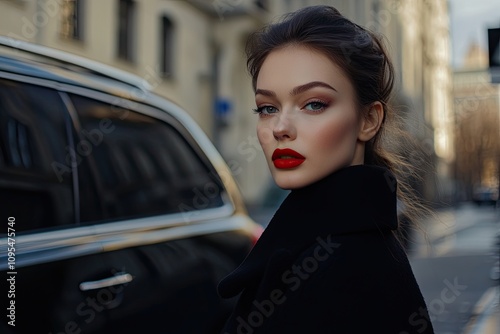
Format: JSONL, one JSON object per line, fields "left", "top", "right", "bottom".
{"left": 448, "top": 0, "right": 500, "bottom": 68}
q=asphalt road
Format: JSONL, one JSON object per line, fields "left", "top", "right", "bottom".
{"left": 409, "top": 203, "right": 500, "bottom": 334}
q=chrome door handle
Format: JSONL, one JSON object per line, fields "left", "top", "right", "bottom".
{"left": 79, "top": 272, "right": 133, "bottom": 291}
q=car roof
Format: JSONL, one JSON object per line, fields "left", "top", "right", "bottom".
{"left": 0, "top": 36, "right": 200, "bottom": 138}
{"left": 0, "top": 36, "right": 153, "bottom": 100}
{"left": 0, "top": 36, "right": 235, "bottom": 180}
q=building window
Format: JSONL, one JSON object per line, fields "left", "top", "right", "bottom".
{"left": 160, "top": 16, "right": 174, "bottom": 77}
{"left": 117, "top": 0, "right": 136, "bottom": 62}
{"left": 61, "top": 0, "right": 84, "bottom": 40}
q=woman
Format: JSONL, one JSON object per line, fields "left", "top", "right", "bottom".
{"left": 218, "top": 5, "right": 434, "bottom": 334}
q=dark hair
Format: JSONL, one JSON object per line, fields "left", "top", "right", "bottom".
{"left": 246, "top": 5, "right": 434, "bottom": 243}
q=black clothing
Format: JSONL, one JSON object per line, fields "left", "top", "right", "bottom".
{"left": 218, "top": 165, "right": 434, "bottom": 334}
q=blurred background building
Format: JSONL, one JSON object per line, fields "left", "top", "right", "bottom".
{"left": 0, "top": 0, "right": 456, "bottom": 209}
{"left": 453, "top": 43, "right": 500, "bottom": 202}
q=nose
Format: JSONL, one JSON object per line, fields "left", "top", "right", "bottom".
{"left": 272, "top": 112, "right": 296, "bottom": 141}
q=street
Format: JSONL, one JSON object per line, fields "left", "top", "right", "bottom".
{"left": 409, "top": 203, "right": 500, "bottom": 334}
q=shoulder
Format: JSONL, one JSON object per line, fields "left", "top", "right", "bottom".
{"left": 295, "top": 230, "right": 408, "bottom": 271}
{"left": 270, "top": 231, "right": 413, "bottom": 304}
{"left": 274, "top": 232, "right": 432, "bottom": 332}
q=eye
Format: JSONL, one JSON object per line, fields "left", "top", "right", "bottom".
{"left": 253, "top": 106, "right": 278, "bottom": 115}
{"left": 304, "top": 101, "right": 328, "bottom": 112}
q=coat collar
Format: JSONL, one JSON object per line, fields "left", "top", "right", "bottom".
{"left": 218, "top": 164, "right": 399, "bottom": 298}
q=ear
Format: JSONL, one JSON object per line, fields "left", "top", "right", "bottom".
{"left": 358, "top": 102, "right": 384, "bottom": 142}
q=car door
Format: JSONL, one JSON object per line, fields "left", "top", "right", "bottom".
{"left": 53, "top": 91, "right": 253, "bottom": 333}
{"left": 0, "top": 77, "right": 254, "bottom": 334}
{"left": 0, "top": 78, "right": 112, "bottom": 333}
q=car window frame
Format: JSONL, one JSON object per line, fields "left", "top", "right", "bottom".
{"left": 0, "top": 70, "right": 242, "bottom": 271}
{"left": 61, "top": 90, "right": 232, "bottom": 225}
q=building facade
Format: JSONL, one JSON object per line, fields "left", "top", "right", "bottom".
{"left": 0, "top": 0, "right": 454, "bottom": 206}
{"left": 453, "top": 44, "right": 500, "bottom": 201}
{"left": 219, "top": 0, "right": 456, "bottom": 206}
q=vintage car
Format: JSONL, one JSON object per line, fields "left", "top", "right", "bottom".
{"left": 0, "top": 36, "right": 261, "bottom": 334}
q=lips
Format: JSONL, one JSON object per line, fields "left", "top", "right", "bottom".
{"left": 272, "top": 148, "right": 305, "bottom": 169}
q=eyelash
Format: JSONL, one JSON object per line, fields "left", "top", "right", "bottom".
{"left": 252, "top": 100, "right": 329, "bottom": 115}
{"left": 303, "top": 100, "right": 329, "bottom": 112}
{"left": 252, "top": 106, "right": 277, "bottom": 115}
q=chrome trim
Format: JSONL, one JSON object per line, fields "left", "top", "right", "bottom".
{"left": 0, "top": 67, "right": 145, "bottom": 103}
{"left": 79, "top": 272, "right": 134, "bottom": 291}
{"left": 0, "top": 212, "right": 254, "bottom": 270}
{"left": 98, "top": 213, "right": 252, "bottom": 252}
{"left": 5, "top": 202, "right": 233, "bottom": 246}
{"left": 0, "top": 36, "right": 152, "bottom": 91}
{"left": 59, "top": 92, "right": 81, "bottom": 224}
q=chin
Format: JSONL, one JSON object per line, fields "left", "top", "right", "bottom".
{"left": 272, "top": 172, "right": 317, "bottom": 190}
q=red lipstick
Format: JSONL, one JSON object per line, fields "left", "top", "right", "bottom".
{"left": 272, "top": 148, "right": 305, "bottom": 169}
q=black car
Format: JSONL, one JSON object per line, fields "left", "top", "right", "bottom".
{"left": 0, "top": 36, "right": 261, "bottom": 334}
{"left": 472, "top": 186, "right": 499, "bottom": 206}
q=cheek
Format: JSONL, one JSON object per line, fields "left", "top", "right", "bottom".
{"left": 257, "top": 123, "right": 274, "bottom": 147}
{"left": 315, "top": 117, "right": 358, "bottom": 150}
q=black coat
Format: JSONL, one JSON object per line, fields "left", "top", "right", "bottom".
{"left": 218, "top": 165, "right": 434, "bottom": 334}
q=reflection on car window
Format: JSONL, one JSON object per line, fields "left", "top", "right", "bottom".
{"left": 0, "top": 79, "right": 75, "bottom": 232}
{"left": 69, "top": 94, "right": 225, "bottom": 224}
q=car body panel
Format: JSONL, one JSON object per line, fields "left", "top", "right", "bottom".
{"left": 0, "top": 38, "right": 258, "bottom": 334}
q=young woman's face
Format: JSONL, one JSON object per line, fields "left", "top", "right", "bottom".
{"left": 255, "top": 45, "right": 365, "bottom": 190}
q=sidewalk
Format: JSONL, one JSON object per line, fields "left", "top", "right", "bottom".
{"left": 408, "top": 205, "right": 457, "bottom": 258}
{"left": 409, "top": 203, "right": 500, "bottom": 334}
{"left": 409, "top": 202, "right": 499, "bottom": 258}
{"left": 462, "top": 286, "right": 500, "bottom": 334}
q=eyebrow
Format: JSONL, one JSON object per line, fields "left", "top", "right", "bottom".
{"left": 255, "top": 81, "right": 337, "bottom": 97}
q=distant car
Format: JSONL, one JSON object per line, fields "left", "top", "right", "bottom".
{"left": 472, "top": 186, "right": 499, "bottom": 206}
{"left": 0, "top": 37, "right": 262, "bottom": 334}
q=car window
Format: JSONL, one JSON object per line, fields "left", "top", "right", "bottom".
{"left": 0, "top": 78, "right": 75, "bottom": 233}
{"left": 68, "top": 94, "right": 225, "bottom": 224}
